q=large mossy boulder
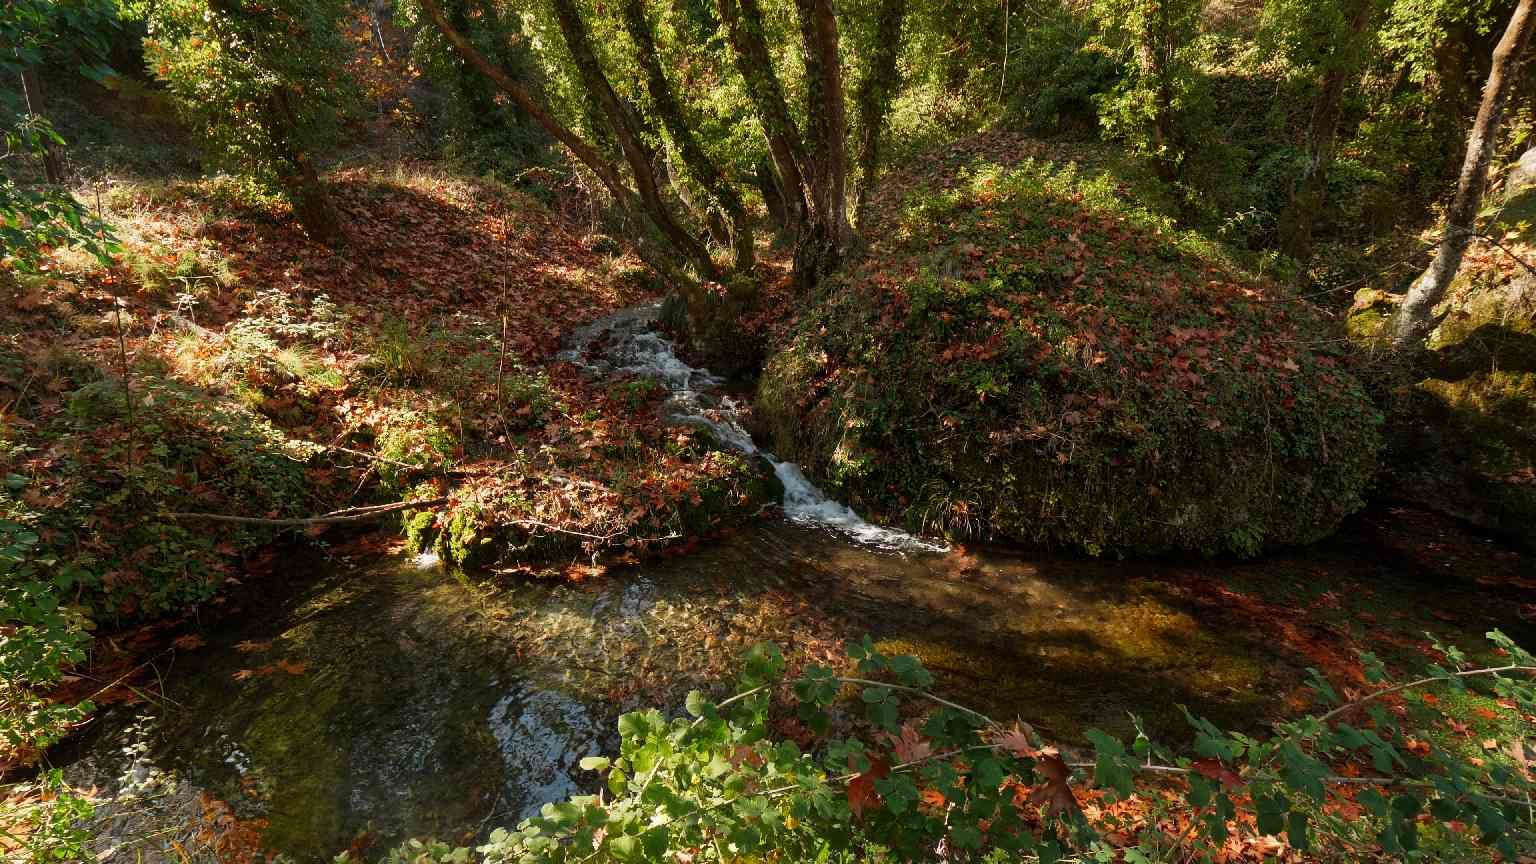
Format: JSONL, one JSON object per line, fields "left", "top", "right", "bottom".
{"left": 758, "top": 134, "right": 1382, "bottom": 556}
{"left": 1347, "top": 213, "right": 1536, "bottom": 550}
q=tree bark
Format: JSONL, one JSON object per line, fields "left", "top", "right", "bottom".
{"left": 852, "top": 0, "right": 907, "bottom": 227}
{"left": 18, "top": 67, "right": 65, "bottom": 184}
{"left": 717, "top": 0, "right": 812, "bottom": 227}
{"left": 418, "top": 0, "right": 700, "bottom": 287}
{"left": 620, "top": 0, "right": 754, "bottom": 268}
{"left": 546, "top": 0, "right": 719, "bottom": 279}
{"left": 1136, "top": 0, "right": 1176, "bottom": 181}
{"left": 1393, "top": 0, "right": 1535, "bottom": 348}
{"left": 756, "top": 159, "right": 789, "bottom": 231}
{"left": 793, "top": 0, "right": 849, "bottom": 245}
{"left": 1278, "top": 0, "right": 1375, "bottom": 264}
{"left": 265, "top": 88, "right": 343, "bottom": 243}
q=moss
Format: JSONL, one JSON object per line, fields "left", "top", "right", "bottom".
{"left": 1352, "top": 257, "right": 1536, "bottom": 548}
{"left": 437, "top": 503, "right": 491, "bottom": 568}
{"left": 403, "top": 509, "right": 437, "bottom": 554}
{"left": 1346, "top": 288, "right": 1395, "bottom": 345}
{"left": 760, "top": 134, "right": 1382, "bottom": 557}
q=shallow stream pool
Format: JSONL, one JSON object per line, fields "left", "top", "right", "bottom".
{"left": 61, "top": 507, "right": 1536, "bottom": 862}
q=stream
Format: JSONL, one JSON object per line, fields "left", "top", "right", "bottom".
{"left": 60, "top": 307, "right": 1536, "bottom": 863}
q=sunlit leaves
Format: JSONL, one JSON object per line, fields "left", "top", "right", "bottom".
{"left": 454, "top": 634, "right": 1536, "bottom": 863}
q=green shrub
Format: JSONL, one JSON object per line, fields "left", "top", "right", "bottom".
{"left": 143, "top": 0, "right": 359, "bottom": 195}
{"left": 758, "top": 135, "right": 1382, "bottom": 557}
{"left": 376, "top": 634, "right": 1536, "bottom": 862}
{"left": 0, "top": 514, "right": 93, "bottom": 752}
{"left": 36, "top": 372, "right": 315, "bottom": 617}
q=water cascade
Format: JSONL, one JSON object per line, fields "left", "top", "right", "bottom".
{"left": 560, "top": 304, "right": 946, "bottom": 553}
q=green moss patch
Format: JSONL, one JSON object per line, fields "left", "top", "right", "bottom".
{"left": 1348, "top": 229, "right": 1536, "bottom": 548}
{"left": 759, "top": 134, "right": 1382, "bottom": 556}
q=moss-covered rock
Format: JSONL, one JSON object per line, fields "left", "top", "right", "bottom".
{"left": 758, "top": 134, "right": 1382, "bottom": 557}
{"left": 1350, "top": 265, "right": 1536, "bottom": 549}
{"left": 404, "top": 437, "right": 781, "bottom": 571}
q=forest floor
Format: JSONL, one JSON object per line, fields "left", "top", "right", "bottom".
{"left": 2, "top": 159, "right": 778, "bottom": 606}
{"left": 5, "top": 79, "right": 1536, "bottom": 863}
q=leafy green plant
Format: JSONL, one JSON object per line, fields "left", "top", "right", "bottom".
{"left": 46, "top": 372, "right": 316, "bottom": 618}
{"left": 0, "top": 770, "right": 96, "bottom": 862}
{"left": 0, "top": 511, "right": 93, "bottom": 752}
{"left": 383, "top": 633, "right": 1536, "bottom": 862}
{"left": 1, "top": 0, "right": 121, "bottom": 274}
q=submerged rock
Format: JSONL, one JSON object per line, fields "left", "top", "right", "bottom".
{"left": 758, "top": 134, "right": 1382, "bottom": 557}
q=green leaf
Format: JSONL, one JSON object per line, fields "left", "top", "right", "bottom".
{"left": 607, "top": 834, "right": 642, "bottom": 862}
{"left": 1287, "top": 811, "right": 1309, "bottom": 852}
{"left": 1255, "top": 792, "right": 1288, "bottom": 836}
{"left": 579, "top": 756, "right": 609, "bottom": 772}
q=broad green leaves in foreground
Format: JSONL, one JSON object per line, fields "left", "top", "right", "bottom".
{"left": 366, "top": 633, "right": 1536, "bottom": 863}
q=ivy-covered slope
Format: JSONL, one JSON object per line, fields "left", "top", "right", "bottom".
{"left": 758, "top": 134, "right": 1382, "bottom": 557}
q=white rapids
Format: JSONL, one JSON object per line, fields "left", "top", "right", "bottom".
{"left": 560, "top": 303, "right": 946, "bottom": 553}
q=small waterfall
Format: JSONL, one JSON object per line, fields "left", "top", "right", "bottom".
{"left": 561, "top": 304, "right": 946, "bottom": 553}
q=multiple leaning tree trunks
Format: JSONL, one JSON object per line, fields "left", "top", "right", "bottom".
{"left": 420, "top": 0, "right": 886, "bottom": 316}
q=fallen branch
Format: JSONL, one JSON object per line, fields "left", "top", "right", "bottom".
{"left": 163, "top": 497, "right": 448, "bottom": 526}
{"left": 328, "top": 445, "right": 425, "bottom": 472}
{"left": 1315, "top": 663, "right": 1536, "bottom": 725}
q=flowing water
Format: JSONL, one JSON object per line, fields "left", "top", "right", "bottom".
{"left": 58, "top": 308, "right": 1536, "bottom": 863}
{"left": 560, "top": 304, "right": 946, "bottom": 552}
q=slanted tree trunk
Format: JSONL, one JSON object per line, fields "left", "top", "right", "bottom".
{"left": 17, "top": 67, "right": 64, "bottom": 184}
{"left": 419, "top": 0, "right": 699, "bottom": 288}
{"left": 1279, "top": 0, "right": 1376, "bottom": 264}
{"left": 420, "top": 0, "right": 623, "bottom": 196}
{"left": 717, "top": 0, "right": 812, "bottom": 228}
{"left": 620, "top": 0, "right": 754, "bottom": 269}
{"left": 852, "top": 0, "right": 907, "bottom": 227}
{"left": 1393, "top": 0, "right": 1535, "bottom": 348}
{"left": 546, "top": 0, "right": 718, "bottom": 279}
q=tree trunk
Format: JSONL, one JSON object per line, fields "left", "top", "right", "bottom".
{"left": 546, "top": 0, "right": 719, "bottom": 279}
{"left": 620, "top": 0, "right": 753, "bottom": 269}
{"left": 1393, "top": 0, "right": 1535, "bottom": 348}
{"left": 1137, "top": 0, "right": 1176, "bottom": 181}
{"left": 717, "top": 0, "right": 812, "bottom": 227}
{"left": 783, "top": 0, "right": 852, "bottom": 288}
{"left": 852, "top": 0, "right": 907, "bottom": 227}
{"left": 418, "top": 0, "right": 697, "bottom": 288}
{"left": 1278, "top": 0, "right": 1375, "bottom": 263}
{"left": 793, "top": 0, "right": 849, "bottom": 246}
{"left": 268, "top": 89, "right": 343, "bottom": 243}
{"left": 756, "top": 159, "right": 790, "bottom": 232}
{"left": 18, "top": 67, "right": 65, "bottom": 184}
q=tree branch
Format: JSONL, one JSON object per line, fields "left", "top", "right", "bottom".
{"left": 163, "top": 497, "right": 448, "bottom": 526}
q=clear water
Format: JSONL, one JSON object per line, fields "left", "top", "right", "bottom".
{"left": 60, "top": 309, "right": 1536, "bottom": 863}
{"left": 560, "top": 304, "right": 946, "bottom": 553}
